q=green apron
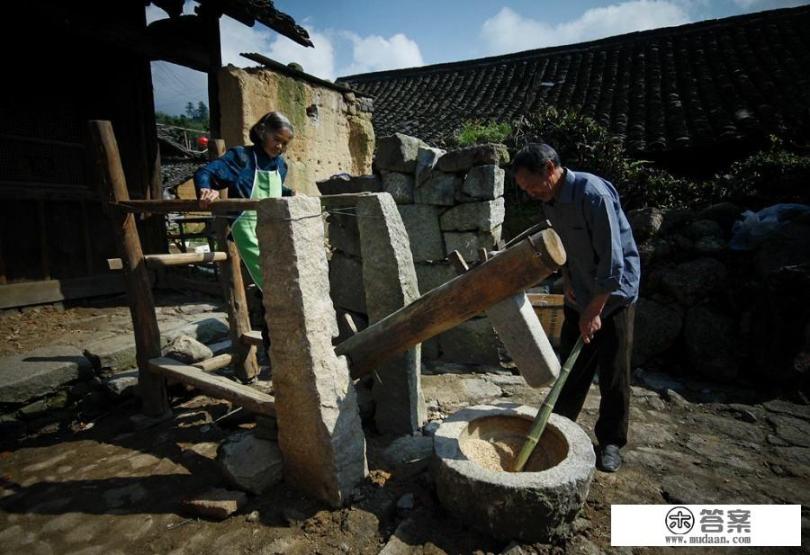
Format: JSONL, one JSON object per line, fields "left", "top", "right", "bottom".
{"left": 231, "top": 151, "right": 283, "bottom": 291}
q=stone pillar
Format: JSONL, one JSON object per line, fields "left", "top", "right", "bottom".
{"left": 356, "top": 194, "right": 427, "bottom": 435}
{"left": 257, "top": 197, "right": 367, "bottom": 507}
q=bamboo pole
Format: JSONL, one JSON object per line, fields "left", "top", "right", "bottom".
{"left": 512, "top": 337, "right": 585, "bottom": 472}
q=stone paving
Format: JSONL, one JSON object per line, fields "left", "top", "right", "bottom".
{"left": 2, "top": 364, "right": 809, "bottom": 554}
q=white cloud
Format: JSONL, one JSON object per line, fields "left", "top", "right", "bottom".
{"left": 339, "top": 32, "right": 424, "bottom": 76}
{"left": 146, "top": 3, "right": 423, "bottom": 112}
{"left": 219, "top": 17, "right": 337, "bottom": 80}
{"left": 731, "top": 0, "right": 806, "bottom": 10}
{"left": 481, "top": 2, "right": 692, "bottom": 55}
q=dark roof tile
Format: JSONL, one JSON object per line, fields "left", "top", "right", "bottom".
{"left": 338, "top": 6, "right": 810, "bottom": 154}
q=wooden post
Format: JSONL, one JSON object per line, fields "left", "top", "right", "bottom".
{"left": 335, "top": 229, "right": 566, "bottom": 378}
{"left": 209, "top": 139, "right": 260, "bottom": 382}
{"left": 89, "top": 120, "right": 170, "bottom": 417}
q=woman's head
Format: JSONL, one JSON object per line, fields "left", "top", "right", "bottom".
{"left": 249, "top": 111, "right": 294, "bottom": 158}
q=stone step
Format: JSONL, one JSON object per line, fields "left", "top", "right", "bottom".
{"left": 83, "top": 313, "right": 230, "bottom": 373}
{"left": 0, "top": 345, "right": 93, "bottom": 404}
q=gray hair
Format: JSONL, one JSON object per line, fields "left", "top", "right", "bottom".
{"left": 512, "top": 143, "right": 561, "bottom": 174}
{"left": 249, "top": 111, "right": 294, "bottom": 145}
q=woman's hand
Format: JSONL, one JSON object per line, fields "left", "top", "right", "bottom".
{"left": 198, "top": 188, "right": 220, "bottom": 208}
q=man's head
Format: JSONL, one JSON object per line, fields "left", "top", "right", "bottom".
{"left": 512, "top": 143, "right": 565, "bottom": 202}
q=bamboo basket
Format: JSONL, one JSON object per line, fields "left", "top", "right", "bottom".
{"left": 527, "top": 293, "right": 565, "bottom": 347}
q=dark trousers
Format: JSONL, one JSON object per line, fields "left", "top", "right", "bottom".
{"left": 552, "top": 302, "right": 635, "bottom": 448}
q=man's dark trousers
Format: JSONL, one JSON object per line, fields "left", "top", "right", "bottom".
{"left": 552, "top": 303, "right": 635, "bottom": 448}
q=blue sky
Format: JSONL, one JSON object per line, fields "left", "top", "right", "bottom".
{"left": 151, "top": 0, "right": 807, "bottom": 115}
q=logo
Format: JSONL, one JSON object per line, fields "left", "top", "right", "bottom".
{"left": 665, "top": 506, "right": 695, "bottom": 535}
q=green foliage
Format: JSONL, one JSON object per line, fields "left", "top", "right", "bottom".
{"left": 155, "top": 110, "right": 209, "bottom": 132}
{"left": 713, "top": 137, "right": 810, "bottom": 207}
{"left": 508, "top": 106, "right": 696, "bottom": 209}
{"left": 455, "top": 120, "right": 513, "bottom": 147}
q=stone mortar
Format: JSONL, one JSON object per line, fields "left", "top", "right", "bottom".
{"left": 432, "top": 403, "right": 595, "bottom": 542}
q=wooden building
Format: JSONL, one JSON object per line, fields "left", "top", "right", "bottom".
{"left": 0, "top": 0, "right": 311, "bottom": 309}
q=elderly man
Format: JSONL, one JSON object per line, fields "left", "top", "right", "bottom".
{"left": 513, "top": 143, "right": 640, "bottom": 472}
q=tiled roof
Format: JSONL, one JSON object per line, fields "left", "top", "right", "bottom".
{"left": 337, "top": 6, "right": 810, "bottom": 154}
{"left": 150, "top": 0, "right": 312, "bottom": 46}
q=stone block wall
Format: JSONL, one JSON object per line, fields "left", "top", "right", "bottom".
{"left": 218, "top": 65, "right": 375, "bottom": 196}
{"left": 321, "top": 134, "right": 511, "bottom": 365}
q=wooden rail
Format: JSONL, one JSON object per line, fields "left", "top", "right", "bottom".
{"left": 113, "top": 194, "right": 375, "bottom": 214}
{"left": 114, "top": 199, "right": 260, "bottom": 214}
{"left": 107, "top": 251, "right": 228, "bottom": 270}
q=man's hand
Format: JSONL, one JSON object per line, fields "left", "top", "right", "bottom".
{"left": 580, "top": 292, "right": 610, "bottom": 344}
{"left": 198, "top": 188, "right": 219, "bottom": 208}
{"left": 579, "top": 311, "right": 602, "bottom": 344}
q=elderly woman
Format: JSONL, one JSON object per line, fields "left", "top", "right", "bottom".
{"left": 195, "top": 112, "right": 294, "bottom": 359}
{"left": 194, "top": 111, "right": 294, "bottom": 290}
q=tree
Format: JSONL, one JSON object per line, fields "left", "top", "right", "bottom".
{"left": 195, "top": 101, "right": 209, "bottom": 122}
{"left": 185, "top": 102, "right": 196, "bottom": 119}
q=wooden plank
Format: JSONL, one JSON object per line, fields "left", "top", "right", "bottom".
{"left": 192, "top": 353, "right": 233, "bottom": 373}
{"left": 0, "top": 274, "right": 129, "bottom": 310}
{"left": 107, "top": 251, "right": 228, "bottom": 270}
{"left": 241, "top": 330, "right": 263, "bottom": 347}
{"left": 149, "top": 357, "right": 274, "bottom": 416}
{"left": 335, "top": 229, "right": 567, "bottom": 379}
{"left": 209, "top": 139, "right": 260, "bottom": 383}
{"left": 89, "top": 120, "right": 170, "bottom": 418}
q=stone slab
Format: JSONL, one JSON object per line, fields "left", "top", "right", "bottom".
{"left": 258, "top": 196, "right": 368, "bottom": 507}
{"left": 460, "top": 164, "right": 504, "bottom": 201}
{"left": 415, "top": 172, "right": 460, "bottom": 206}
{"left": 443, "top": 227, "right": 502, "bottom": 261}
{"left": 437, "top": 143, "right": 510, "bottom": 172}
{"left": 486, "top": 293, "right": 560, "bottom": 388}
{"left": 358, "top": 194, "right": 426, "bottom": 435}
{"left": 381, "top": 171, "right": 415, "bottom": 204}
{"left": 415, "top": 146, "right": 445, "bottom": 186}
{"left": 440, "top": 198, "right": 505, "bottom": 232}
{"left": 375, "top": 133, "right": 425, "bottom": 173}
{"left": 439, "top": 317, "right": 502, "bottom": 366}
{"left": 414, "top": 262, "right": 457, "bottom": 294}
{"left": 327, "top": 211, "right": 361, "bottom": 257}
{"left": 329, "top": 252, "right": 366, "bottom": 313}
{"left": 397, "top": 205, "right": 445, "bottom": 262}
{"left": 317, "top": 174, "right": 381, "bottom": 195}
{"left": 0, "top": 345, "right": 92, "bottom": 404}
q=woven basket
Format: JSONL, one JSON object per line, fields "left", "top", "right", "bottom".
{"left": 527, "top": 293, "right": 565, "bottom": 347}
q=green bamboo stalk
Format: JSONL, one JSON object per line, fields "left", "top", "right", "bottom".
{"left": 512, "top": 337, "right": 586, "bottom": 472}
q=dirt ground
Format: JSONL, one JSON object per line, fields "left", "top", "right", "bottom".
{"left": 1, "top": 298, "right": 809, "bottom": 554}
